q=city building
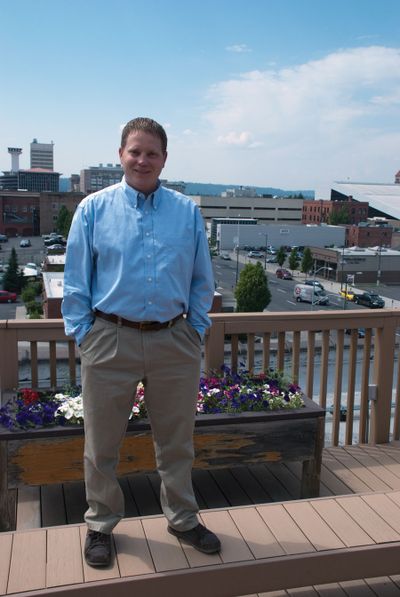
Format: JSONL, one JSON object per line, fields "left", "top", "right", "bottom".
{"left": 80, "top": 164, "right": 123, "bottom": 194}
{"left": 70, "top": 174, "right": 80, "bottom": 192}
{"left": 160, "top": 180, "right": 186, "bottom": 194}
{"left": 192, "top": 195, "right": 303, "bottom": 224}
{"left": 346, "top": 222, "right": 393, "bottom": 248}
{"left": 42, "top": 271, "right": 63, "bottom": 318}
{"left": 30, "top": 139, "right": 54, "bottom": 170}
{"left": 217, "top": 222, "right": 345, "bottom": 251}
{"left": 310, "top": 246, "right": 400, "bottom": 286}
{"left": 0, "top": 190, "right": 40, "bottom": 236}
{"left": 302, "top": 196, "right": 369, "bottom": 225}
{"left": 0, "top": 169, "right": 60, "bottom": 192}
{"left": 221, "top": 186, "right": 259, "bottom": 198}
{"left": 0, "top": 190, "right": 83, "bottom": 236}
{"left": 39, "top": 191, "right": 84, "bottom": 233}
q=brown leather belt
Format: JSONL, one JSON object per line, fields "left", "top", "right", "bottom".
{"left": 95, "top": 310, "right": 183, "bottom": 331}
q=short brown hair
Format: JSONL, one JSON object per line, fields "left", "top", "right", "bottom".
{"left": 120, "top": 117, "right": 168, "bottom": 153}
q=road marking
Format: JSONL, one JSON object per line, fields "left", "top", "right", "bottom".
{"left": 277, "top": 288, "right": 287, "bottom": 294}
{"left": 287, "top": 300, "right": 297, "bottom": 305}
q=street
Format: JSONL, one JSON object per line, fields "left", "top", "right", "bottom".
{"left": 212, "top": 251, "right": 394, "bottom": 313}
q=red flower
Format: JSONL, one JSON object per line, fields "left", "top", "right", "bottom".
{"left": 20, "top": 388, "right": 40, "bottom": 406}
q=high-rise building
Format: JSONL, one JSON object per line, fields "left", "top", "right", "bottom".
{"left": 80, "top": 163, "right": 123, "bottom": 194}
{"left": 30, "top": 139, "right": 54, "bottom": 170}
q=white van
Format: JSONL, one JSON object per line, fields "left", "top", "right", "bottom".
{"left": 294, "top": 284, "right": 329, "bottom": 305}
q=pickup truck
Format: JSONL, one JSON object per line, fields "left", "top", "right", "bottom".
{"left": 353, "top": 291, "right": 385, "bottom": 308}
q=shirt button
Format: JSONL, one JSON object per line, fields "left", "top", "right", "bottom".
{"left": 145, "top": 232, "right": 150, "bottom": 236}
{"left": 148, "top": 300, "right": 153, "bottom": 305}
{"left": 148, "top": 277, "right": 152, "bottom": 282}
{"left": 147, "top": 254, "right": 151, "bottom": 259}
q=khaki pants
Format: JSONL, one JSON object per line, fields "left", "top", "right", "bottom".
{"left": 79, "top": 316, "right": 201, "bottom": 534}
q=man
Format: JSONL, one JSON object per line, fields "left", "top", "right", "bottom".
{"left": 62, "top": 117, "right": 220, "bottom": 567}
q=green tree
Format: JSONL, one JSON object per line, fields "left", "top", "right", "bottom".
{"left": 235, "top": 262, "right": 271, "bottom": 312}
{"left": 276, "top": 246, "right": 286, "bottom": 267}
{"left": 301, "top": 247, "right": 314, "bottom": 274}
{"left": 288, "top": 248, "right": 300, "bottom": 272}
{"left": 56, "top": 205, "right": 74, "bottom": 238}
{"left": 3, "top": 248, "right": 25, "bottom": 293}
{"left": 328, "top": 206, "right": 350, "bottom": 225}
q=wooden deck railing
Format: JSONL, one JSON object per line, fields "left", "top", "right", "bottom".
{"left": 0, "top": 309, "right": 399, "bottom": 447}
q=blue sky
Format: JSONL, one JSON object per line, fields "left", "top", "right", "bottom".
{"left": 1, "top": 0, "right": 400, "bottom": 190}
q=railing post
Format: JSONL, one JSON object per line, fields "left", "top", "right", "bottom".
{"left": 204, "top": 320, "right": 225, "bottom": 375}
{"left": 0, "top": 324, "right": 19, "bottom": 404}
{"left": 370, "top": 320, "right": 396, "bottom": 444}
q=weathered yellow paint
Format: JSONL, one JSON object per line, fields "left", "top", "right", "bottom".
{"left": 8, "top": 430, "right": 283, "bottom": 486}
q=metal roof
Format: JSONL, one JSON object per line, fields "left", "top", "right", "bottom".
{"left": 332, "top": 182, "right": 400, "bottom": 220}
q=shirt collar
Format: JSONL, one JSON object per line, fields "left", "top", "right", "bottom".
{"left": 121, "top": 176, "right": 162, "bottom": 209}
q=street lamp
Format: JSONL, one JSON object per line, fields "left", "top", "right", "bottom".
{"left": 376, "top": 245, "right": 382, "bottom": 287}
{"left": 235, "top": 215, "right": 241, "bottom": 285}
{"left": 258, "top": 228, "right": 268, "bottom": 269}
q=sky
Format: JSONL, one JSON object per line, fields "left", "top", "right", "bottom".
{"left": 1, "top": 0, "right": 400, "bottom": 190}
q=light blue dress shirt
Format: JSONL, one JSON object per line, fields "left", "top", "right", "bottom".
{"left": 62, "top": 177, "right": 215, "bottom": 346}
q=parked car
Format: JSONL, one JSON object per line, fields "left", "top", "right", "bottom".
{"left": 0, "top": 290, "right": 17, "bottom": 303}
{"left": 294, "top": 284, "right": 329, "bottom": 305}
{"left": 353, "top": 292, "right": 385, "bottom": 308}
{"left": 266, "top": 255, "right": 278, "bottom": 263}
{"left": 345, "top": 328, "right": 366, "bottom": 338}
{"left": 339, "top": 288, "right": 355, "bottom": 301}
{"left": 0, "top": 234, "right": 8, "bottom": 242}
{"left": 19, "top": 239, "right": 31, "bottom": 247}
{"left": 220, "top": 253, "right": 231, "bottom": 260}
{"left": 248, "top": 251, "right": 264, "bottom": 258}
{"left": 276, "top": 268, "right": 293, "bottom": 280}
{"left": 304, "top": 280, "right": 325, "bottom": 291}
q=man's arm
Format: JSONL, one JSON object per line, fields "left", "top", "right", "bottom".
{"left": 186, "top": 207, "right": 215, "bottom": 338}
{"left": 62, "top": 203, "right": 95, "bottom": 346}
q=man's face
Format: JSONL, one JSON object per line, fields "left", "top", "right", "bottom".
{"left": 119, "top": 131, "right": 167, "bottom": 195}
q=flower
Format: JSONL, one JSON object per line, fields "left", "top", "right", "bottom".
{"left": 0, "top": 368, "right": 304, "bottom": 430}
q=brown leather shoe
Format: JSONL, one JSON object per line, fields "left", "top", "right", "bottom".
{"left": 84, "top": 530, "right": 112, "bottom": 567}
{"left": 168, "top": 523, "right": 221, "bottom": 554}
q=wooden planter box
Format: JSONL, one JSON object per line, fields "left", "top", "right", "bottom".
{"left": 0, "top": 397, "right": 325, "bottom": 531}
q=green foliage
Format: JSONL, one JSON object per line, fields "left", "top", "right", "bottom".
{"left": 288, "top": 248, "right": 300, "bottom": 271}
{"left": 56, "top": 205, "right": 73, "bottom": 238}
{"left": 235, "top": 261, "right": 271, "bottom": 312}
{"left": 3, "top": 248, "right": 25, "bottom": 293}
{"left": 25, "top": 300, "right": 43, "bottom": 318}
{"left": 21, "top": 285, "right": 36, "bottom": 303}
{"left": 301, "top": 247, "right": 314, "bottom": 274}
{"left": 328, "top": 206, "right": 350, "bottom": 225}
{"left": 276, "top": 246, "right": 286, "bottom": 267}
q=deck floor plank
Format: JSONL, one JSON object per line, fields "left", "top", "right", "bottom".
{"left": 322, "top": 449, "right": 376, "bottom": 493}
{"left": 310, "top": 497, "right": 373, "bottom": 547}
{"left": 265, "top": 463, "right": 301, "bottom": 499}
{"left": 283, "top": 501, "right": 345, "bottom": 551}
{"left": 247, "top": 464, "right": 292, "bottom": 502}
{"left": 361, "top": 493, "right": 400, "bottom": 534}
{"left": 338, "top": 579, "right": 378, "bottom": 596}
{"left": 228, "top": 506, "right": 285, "bottom": 559}
{"left": 344, "top": 446, "right": 400, "bottom": 489}
{"left": 192, "top": 468, "right": 230, "bottom": 508}
{"left": 15, "top": 486, "right": 41, "bottom": 530}
{"left": 0, "top": 534, "right": 12, "bottom": 595}
{"left": 113, "top": 519, "right": 155, "bottom": 577}
{"left": 46, "top": 526, "right": 83, "bottom": 587}
{"left": 40, "top": 483, "right": 67, "bottom": 528}
{"left": 337, "top": 495, "right": 400, "bottom": 543}
{"left": 127, "top": 474, "right": 162, "bottom": 516}
{"left": 327, "top": 447, "right": 393, "bottom": 491}
{"left": 7, "top": 529, "right": 46, "bottom": 594}
{"left": 256, "top": 503, "right": 315, "bottom": 555}
{"left": 319, "top": 462, "right": 354, "bottom": 495}
{"left": 210, "top": 468, "right": 254, "bottom": 506}
{"left": 229, "top": 465, "right": 272, "bottom": 504}
{"left": 119, "top": 477, "right": 139, "bottom": 518}
{"left": 142, "top": 515, "right": 189, "bottom": 572}
{"left": 200, "top": 509, "right": 255, "bottom": 563}
{"left": 63, "top": 481, "right": 87, "bottom": 524}
{"left": 365, "top": 576, "right": 400, "bottom": 596}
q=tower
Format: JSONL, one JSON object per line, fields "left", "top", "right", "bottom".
{"left": 8, "top": 147, "right": 22, "bottom": 172}
{"left": 30, "top": 138, "right": 54, "bottom": 170}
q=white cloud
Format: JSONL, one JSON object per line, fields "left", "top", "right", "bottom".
{"left": 194, "top": 46, "right": 400, "bottom": 187}
{"left": 226, "top": 43, "right": 252, "bottom": 53}
{"left": 183, "top": 128, "right": 195, "bottom": 135}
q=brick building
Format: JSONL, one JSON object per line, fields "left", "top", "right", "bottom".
{"left": 302, "top": 197, "right": 369, "bottom": 225}
{"left": 346, "top": 223, "right": 393, "bottom": 248}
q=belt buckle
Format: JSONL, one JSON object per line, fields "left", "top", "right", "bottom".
{"left": 139, "top": 321, "right": 152, "bottom": 330}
